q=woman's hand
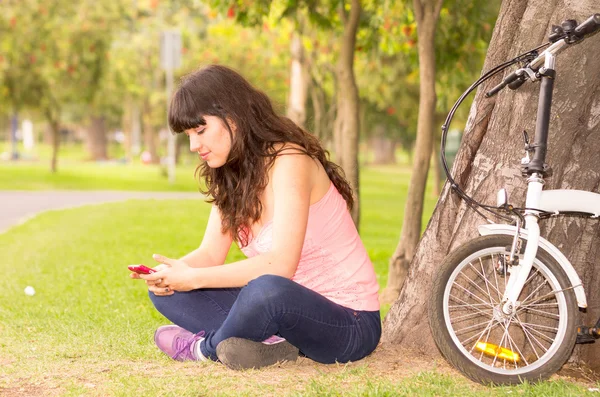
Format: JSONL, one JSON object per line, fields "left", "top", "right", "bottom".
{"left": 129, "top": 263, "right": 171, "bottom": 295}
{"left": 139, "top": 254, "right": 201, "bottom": 295}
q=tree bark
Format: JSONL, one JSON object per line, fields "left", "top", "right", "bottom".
{"left": 334, "top": 0, "right": 362, "bottom": 227}
{"left": 86, "top": 115, "right": 108, "bottom": 161}
{"left": 371, "top": 124, "right": 396, "bottom": 164}
{"left": 380, "top": 0, "right": 443, "bottom": 304}
{"left": 310, "top": 77, "right": 325, "bottom": 140}
{"left": 44, "top": 105, "right": 61, "bottom": 173}
{"left": 142, "top": 98, "right": 160, "bottom": 164}
{"left": 383, "top": 0, "right": 600, "bottom": 372}
{"left": 431, "top": 147, "right": 442, "bottom": 196}
{"left": 287, "top": 32, "right": 309, "bottom": 128}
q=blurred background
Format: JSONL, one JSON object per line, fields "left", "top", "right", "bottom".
{"left": 0, "top": 0, "right": 498, "bottom": 185}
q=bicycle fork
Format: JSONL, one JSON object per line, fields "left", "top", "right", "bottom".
{"left": 500, "top": 176, "right": 544, "bottom": 315}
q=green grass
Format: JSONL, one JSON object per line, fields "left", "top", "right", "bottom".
{"left": 0, "top": 160, "right": 597, "bottom": 395}
{"left": 0, "top": 162, "right": 201, "bottom": 191}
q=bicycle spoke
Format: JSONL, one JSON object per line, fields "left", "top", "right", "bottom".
{"left": 492, "top": 253, "right": 504, "bottom": 302}
{"left": 454, "top": 318, "right": 494, "bottom": 337}
{"left": 518, "top": 306, "right": 560, "bottom": 320}
{"left": 463, "top": 317, "right": 499, "bottom": 350}
{"left": 514, "top": 313, "right": 548, "bottom": 359}
{"left": 502, "top": 318, "right": 528, "bottom": 367}
{"left": 518, "top": 322, "right": 557, "bottom": 344}
{"left": 519, "top": 302, "right": 558, "bottom": 310}
{"left": 457, "top": 269, "right": 498, "bottom": 306}
{"left": 521, "top": 272, "right": 550, "bottom": 304}
{"left": 450, "top": 310, "right": 491, "bottom": 324}
{"left": 449, "top": 303, "right": 493, "bottom": 309}
{"left": 449, "top": 293, "right": 494, "bottom": 318}
{"left": 518, "top": 321, "right": 559, "bottom": 333}
{"left": 477, "top": 317, "right": 497, "bottom": 361}
{"left": 491, "top": 323, "right": 509, "bottom": 368}
{"left": 519, "top": 290, "right": 561, "bottom": 308}
{"left": 472, "top": 257, "right": 502, "bottom": 303}
{"left": 451, "top": 280, "right": 495, "bottom": 308}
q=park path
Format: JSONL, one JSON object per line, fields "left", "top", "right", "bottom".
{"left": 0, "top": 190, "right": 201, "bottom": 234}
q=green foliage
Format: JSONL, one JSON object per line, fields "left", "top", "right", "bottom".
{"left": 435, "top": 0, "right": 500, "bottom": 113}
{"left": 355, "top": 0, "right": 501, "bottom": 144}
{"left": 0, "top": 0, "right": 126, "bottom": 116}
{"left": 0, "top": 0, "right": 498, "bottom": 167}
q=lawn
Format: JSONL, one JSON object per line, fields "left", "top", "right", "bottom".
{"left": 1, "top": 159, "right": 598, "bottom": 396}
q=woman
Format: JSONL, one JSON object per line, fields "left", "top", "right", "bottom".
{"left": 133, "top": 65, "right": 381, "bottom": 370}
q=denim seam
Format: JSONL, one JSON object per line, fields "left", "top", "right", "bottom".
{"left": 283, "top": 310, "right": 357, "bottom": 328}
{"left": 257, "top": 308, "right": 357, "bottom": 347}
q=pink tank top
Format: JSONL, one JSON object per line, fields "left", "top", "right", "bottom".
{"left": 240, "top": 182, "right": 380, "bottom": 311}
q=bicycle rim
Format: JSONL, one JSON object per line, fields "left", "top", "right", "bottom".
{"left": 442, "top": 247, "right": 570, "bottom": 376}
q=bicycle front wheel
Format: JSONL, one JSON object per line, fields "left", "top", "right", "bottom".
{"left": 428, "top": 235, "right": 578, "bottom": 385}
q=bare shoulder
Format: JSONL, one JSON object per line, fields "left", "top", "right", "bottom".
{"left": 269, "top": 143, "right": 331, "bottom": 205}
{"left": 272, "top": 142, "right": 310, "bottom": 156}
{"left": 271, "top": 143, "right": 318, "bottom": 171}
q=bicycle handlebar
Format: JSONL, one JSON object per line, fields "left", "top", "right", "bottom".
{"left": 484, "top": 70, "right": 523, "bottom": 98}
{"left": 485, "top": 14, "right": 599, "bottom": 98}
{"left": 574, "top": 14, "right": 600, "bottom": 38}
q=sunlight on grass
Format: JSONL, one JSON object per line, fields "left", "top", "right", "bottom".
{"left": 1, "top": 163, "right": 597, "bottom": 395}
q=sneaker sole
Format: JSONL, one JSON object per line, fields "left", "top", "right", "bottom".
{"left": 216, "top": 337, "right": 299, "bottom": 370}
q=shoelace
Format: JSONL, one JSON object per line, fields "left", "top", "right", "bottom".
{"left": 173, "top": 330, "right": 206, "bottom": 360}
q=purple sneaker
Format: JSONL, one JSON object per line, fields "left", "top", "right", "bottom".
{"left": 154, "top": 325, "right": 206, "bottom": 361}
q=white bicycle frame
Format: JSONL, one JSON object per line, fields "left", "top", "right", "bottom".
{"left": 479, "top": 177, "right": 600, "bottom": 311}
{"left": 473, "top": 38, "right": 600, "bottom": 313}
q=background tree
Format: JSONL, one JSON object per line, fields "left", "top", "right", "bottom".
{"left": 209, "top": 0, "right": 366, "bottom": 226}
{"left": 1, "top": 0, "right": 126, "bottom": 171}
{"left": 379, "top": 0, "right": 443, "bottom": 304}
{"left": 380, "top": 0, "right": 501, "bottom": 303}
{"left": 383, "top": 0, "right": 600, "bottom": 371}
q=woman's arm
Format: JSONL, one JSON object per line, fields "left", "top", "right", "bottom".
{"left": 144, "top": 151, "right": 317, "bottom": 290}
{"left": 179, "top": 204, "right": 233, "bottom": 268}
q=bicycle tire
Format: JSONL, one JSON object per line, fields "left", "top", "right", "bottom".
{"left": 428, "top": 235, "right": 578, "bottom": 385}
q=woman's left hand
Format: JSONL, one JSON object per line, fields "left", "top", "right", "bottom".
{"left": 140, "top": 254, "right": 201, "bottom": 294}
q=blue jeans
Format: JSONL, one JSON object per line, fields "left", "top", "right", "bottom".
{"left": 149, "top": 274, "right": 381, "bottom": 364}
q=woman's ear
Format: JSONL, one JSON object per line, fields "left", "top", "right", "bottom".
{"left": 225, "top": 117, "right": 237, "bottom": 132}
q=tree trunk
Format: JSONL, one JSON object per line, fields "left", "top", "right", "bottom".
{"left": 43, "top": 106, "right": 61, "bottom": 173}
{"left": 371, "top": 124, "right": 396, "bottom": 164}
{"left": 142, "top": 98, "right": 160, "bottom": 164}
{"left": 287, "top": 32, "right": 309, "bottom": 128}
{"left": 432, "top": 112, "right": 447, "bottom": 196}
{"left": 122, "top": 101, "right": 132, "bottom": 162}
{"left": 431, "top": 147, "right": 442, "bottom": 196}
{"left": 49, "top": 120, "right": 60, "bottom": 173}
{"left": 310, "top": 78, "right": 324, "bottom": 140}
{"left": 380, "top": 0, "right": 443, "bottom": 304}
{"left": 334, "top": 0, "right": 362, "bottom": 227}
{"left": 383, "top": 0, "right": 600, "bottom": 372}
{"left": 86, "top": 115, "right": 108, "bottom": 161}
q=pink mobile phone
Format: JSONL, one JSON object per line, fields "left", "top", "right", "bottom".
{"left": 128, "top": 264, "right": 157, "bottom": 274}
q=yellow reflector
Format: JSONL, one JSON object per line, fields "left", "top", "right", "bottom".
{"left": 475, "top": 342, "right": 520, "bottom": 362}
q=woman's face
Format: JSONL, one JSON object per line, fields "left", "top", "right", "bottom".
{"left": 185, "top": 115, "right": 233, "bottom": 168}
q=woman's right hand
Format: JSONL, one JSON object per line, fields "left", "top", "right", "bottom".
{"left": 130, "top": 263, "right": 174, "bottom": 296}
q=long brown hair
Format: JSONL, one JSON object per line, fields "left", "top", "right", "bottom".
{"left": 168, "top": 65, "right": 353, "bottom": 247}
